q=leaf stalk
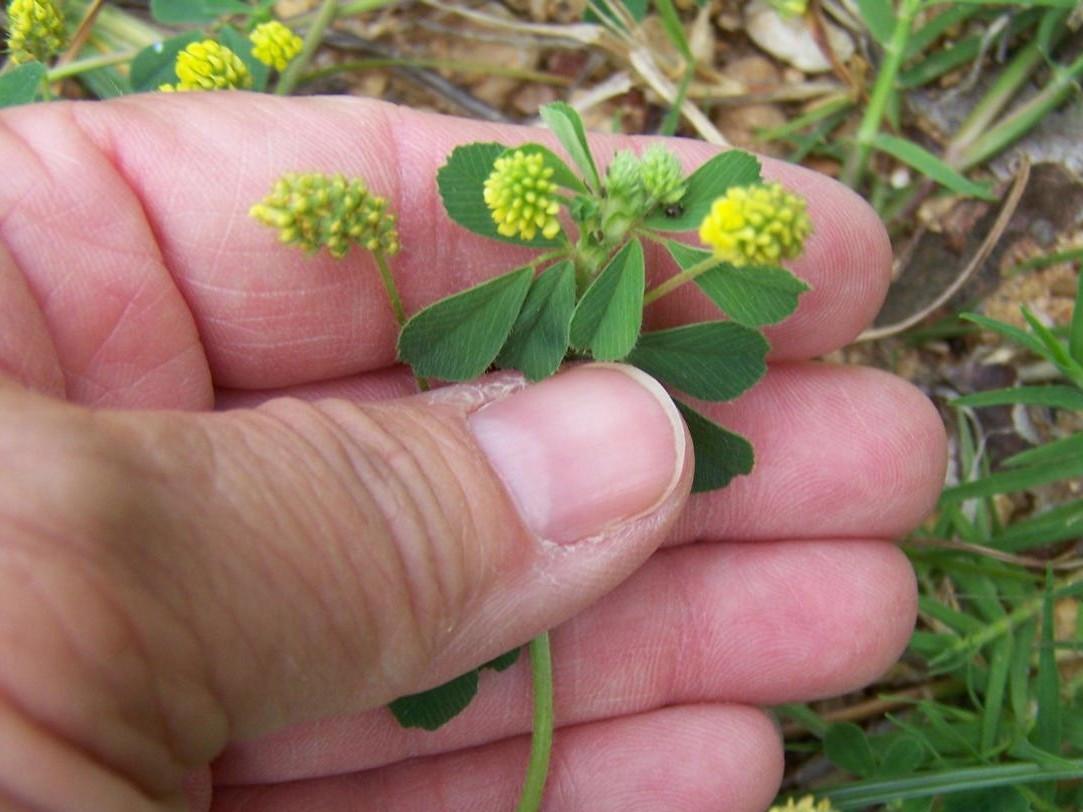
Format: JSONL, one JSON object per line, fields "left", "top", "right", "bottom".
{"left": 515, "top": 632, "right": 554, "bottom": 812}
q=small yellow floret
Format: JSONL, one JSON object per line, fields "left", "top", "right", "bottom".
{"left": 159, "top": 40, "right": 252, "bottom": 92}
{"left": 698, "top": 181, "right": 811, "bottom": 267}
{"left": 768, "top": 795, "right": 837, "bottom": 812}
{"left": 249, "top": 172, "right": 400, "bottom": 258}
{"left": 249, "top": 21, "right": 302, "bottom": 72}
{"left": 483, "top": 149, "right": 562, "bottom": 241}
{"left": 5, "top": 0, "right": 66, "bottom": 65}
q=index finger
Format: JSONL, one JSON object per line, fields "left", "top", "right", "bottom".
{"left": 3, "top": 94, "right": 890, "bottom": 391}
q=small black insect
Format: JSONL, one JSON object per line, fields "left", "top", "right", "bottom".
{"left": 663, "top": 203, "right": 683, "bottom": 218}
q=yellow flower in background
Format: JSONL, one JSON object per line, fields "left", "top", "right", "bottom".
{"left": 249, "top": 20, "right": 302, "bottom": 72}
{"left": 698, "top": 181, "right": 811, "bottom": 267}
{"left": 159, "top": 40, "right": 252, "bottom": 92}
{"left": 5, "top": 0, "right": 66, "bottom": 65}
{"left": 768, "top": 795, "right": 838, "bottom": 812}
{"left": 483, "top": 149, "right": 562, "bottom": 241}
{"left": 249, "top": 172, "right": 400, "bottom": 258}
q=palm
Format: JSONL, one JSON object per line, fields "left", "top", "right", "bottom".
{"left": 0, "top": 94, "right": 944, "bottom": 811}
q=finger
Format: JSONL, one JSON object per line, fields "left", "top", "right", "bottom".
{"left": 1, "top": 95, "right": 889, "bottom": 398}
{"left": 212, "top": 705, "right": 783, "bottom": 812}
{"left": 214, "top": 539, "right": 913, "bottom": 784}
{"left": 0, "top": 365, "right": 689, "bottom": 808}
{"left": 218, "top": 360, "right": 947, "bottom": 543}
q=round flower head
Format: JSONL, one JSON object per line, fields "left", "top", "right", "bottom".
{"left": 698, "top": 181, "right": 811, "bottom": 267}
{"left": 640, "top": 145, "right": 686, "bottom": 205}
{"left": 483, "top": 149, "right": 562, "bottom": 241}
{"left": 249, "top": 172, "right": 400, "bottom": 258}
{"left": 768, "top": 795, "right": 837, "bottom": 812}
{"left": 249, "top": 20, "right": 302, "bottom": 72}
{"left": 159, "top": 40, "right": 252, "bottom": 92}
{"left": 5, "top": 0, "right": 66, "bottom": 65}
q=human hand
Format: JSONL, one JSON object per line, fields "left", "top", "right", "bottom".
{"left": 0, "top": 94, "right": 945, "bottom": 811}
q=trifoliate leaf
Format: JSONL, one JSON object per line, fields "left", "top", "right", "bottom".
{"left": 627, "top": 322, "right": 768, "bottom": 402}
{"left": 438, "top": 143, "right": 562, "bottom": 247}
{"left": 0, "top": 62, "right": 45, "bottom": 109}
{"left": 824, "top": 722, "right": 878, "bottom": 778}
{"left": 539, "top": 102, "right": 601, "bottom": 191}
{"left": 674, "top": 401, "right": 754, "bottom": 492}
{"left": 666, "top": 241, "right": 809, "bottom": 326}
{"left": 388, "top": 670, "right": 479, "bottom": 731}
{"left": 130, "top": 32, "right": 203, "bottom": 92}
{"left": 497, "top": 261, "right": 576, "bottom": 381}
{"left": 219, "top": 25, "right": 269, "bottom": 93}
{"left": 570, "top": 239, "right": 644, "bottom": 361}
{"left": 398, "top": 267, "right": 533, "bottom": 380}
{"left": 644, "top": 150, "right": 761, "bottom": 232}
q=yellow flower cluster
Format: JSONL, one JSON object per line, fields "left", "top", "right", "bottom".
{"left": 768, "top": 795, "right": 837, "bottom": 812}
{"left": 483, "top": 149, "right": 562, "bottom": 241}
{"left": 5, "top": 0, "right": 66, "bottom": 65}
{"left": 159, "top": 40, "right": 252, "bottom": 92}
{"left": 698, "top": 181, "right": 811, "bottom": 267}
{"left": 249, "top": 20, "right": 302, "bottom": 72}
{"left": 249, "top": 172, "right": 400, "bottom": 258}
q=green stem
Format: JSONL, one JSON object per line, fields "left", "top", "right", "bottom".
{"left": 948, "top": 12, "right": 1067, "bottom": 164}
{"left": 515, "top": 632, "right": 554, "bottom": 812}
{"left": 374, "top": 252, "right": 430, "bottom": 392}
{"left": 840, "top": 0, "right": 920, "bottom": 188}
{"left": 374, "top": 252, "right": 406, "bottom": 326}
{"left": 952, "top": 53, "right": 1083, "bottom": 171}
{"left": 275, "top": 0, "right": 339, "bottom": 96}
{"left": 642, "top": 254, "right": 716, "bottom": 305}
{"left": 47, "top": 49, "right": 135, "bottom": 81}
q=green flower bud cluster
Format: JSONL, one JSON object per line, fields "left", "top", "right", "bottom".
{"left": 483, "top": 149, "right": 563, "bottom": 241}
{"left": 249, "top": 172, "right": 400, "bottom": 258}
{"left": 249, "top": 20, "right": 302, "bottom": 72}
{"left": 698, "top": 181, "right": 811, "bottom": 267}
{"left": 159, "top": 40, "right": 252, "bottom": 92}
{"left": 5, "top": 0, "right": 66, "bottom": 65}
{"left": 640, "top": 145, "right": 686, "bottom": 205}
{"left": 600, "top": 146, "right": 687, "bottom": 241}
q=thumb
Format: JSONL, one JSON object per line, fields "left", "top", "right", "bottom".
{"left": 0, "top": 364, "right": 689, "bottom": 804}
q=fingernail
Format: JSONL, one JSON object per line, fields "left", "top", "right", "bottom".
{"left": 468, "top": 364, "right": 684, "bottom": 545}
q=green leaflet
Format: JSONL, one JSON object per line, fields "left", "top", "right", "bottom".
{"left": 674, "top": 400, "right": 754, "bottom": 492}
{"left": 666, "top": 241, "right": 808, "bottom": 326}
{"left": 643, "top": 150, "right": 761, "bottom": 232}
{"left": 398, "top": 266, "right": 533, "bottom": 380}
{"left": 538, "top": 102, "right": 600, "bottom": 190}
{"left": 626, "top": 321, "right": 768, "bottom": 402}
{"left": 0, "top": 62, "right": 45, "bottom": 109}
{"left": 219, "top": 25, "right": 269, "bottom": 93}
{"left": 569, "top": 238, "right": 644, "bottom": 360}
{"left": 497, "top": 261, "right": 576, "bottom": 381}
{"left": 130, "top": 32, "right": 203, "bottom": 92}
{"left": 388, "top": 648, "right": 521, "bottom": 731}
{"left": 437, "top": 143, "right": 563, "bottom": 247}
{"left": 825, "top": 722, "right": 878, "bottom": 778}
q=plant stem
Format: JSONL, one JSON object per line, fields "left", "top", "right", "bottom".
{"left": 374, "top": 252, "right": 406, "bottom": 326}
{"left": 840, "top": 0, "right": 920, "bottom": 188}
{"left": 643, "top": 254, "right": 716, "bottom": 305}
{"left": 275, "top": 0, "right": 339, "bottom": 96}
{"left": 952, "top": 53, "right": 1083, "bottom": 171}
{"left": 47, "top": 50, "right": 135, "bottom": 81}
{"left": 515, "top": 632, "right": 554, "bottom": 812}
{"left": 374, "top": 252, "right": 429, "bottom": 392}
{"left": 947, "top": 12, "right": 1067, "bottom": 165}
